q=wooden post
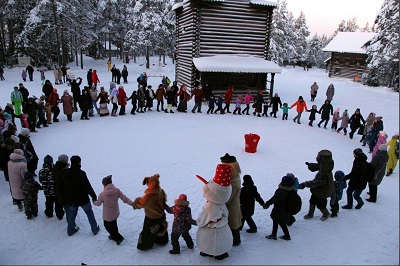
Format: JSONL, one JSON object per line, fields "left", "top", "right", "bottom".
{"left": 269, "top": 73, "right": 275, "bottom": 101}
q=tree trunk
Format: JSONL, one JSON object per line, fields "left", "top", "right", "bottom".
{"left": 80, "top": 48, "right": 83, "bottom": 69}
{"left": 51, "top": 0, "right": 61, "bottom": 67}
{"left": 146, "top": 47, "right": 150, "bottom": 69}
{"left": 60, "top": 14, "right": 67, "bottom": 66}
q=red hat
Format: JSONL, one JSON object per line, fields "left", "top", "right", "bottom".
{"left": 213, "top": 164, "right": 232, "bottom": 186}
{"left": 53, "top": 88, "right": 57, "bottom": 92}
{"left": 178, "top": 194, "right": 187, "bottom": 201}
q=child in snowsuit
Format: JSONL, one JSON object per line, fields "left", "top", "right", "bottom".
{"left": 22, "top": 172, "right": 42, "bottom": 219}
{"left": 263, "top": 174, "right": 296, "bottom": 240}
{"left": 39, "top": 155, "right": 64, "bottom": 219}
{"left": 214, "top": 95, "right": 224, "bottom": 114}
{"left": 280, "top": 103, "right": 290, "bottom": 120}
{"left": 331, "top": 108, "right": 340, "bottom": 131}
{"left": 94, "top": 175, "right": 133, "bottom": 245}
{"left": 330, "top": 170, "right": 347, "bottom": 217}
{"left": 307, "top": 105, "right": 319, "bottom": 127}
{"left": 165, "top": 194, "right": 197, "bottom": 254}
{"left": 262, "top": 103, "right": 269, "bottom": 117}
{"left": 22, "top": 70, "right": 27, "bottom": 82}
{"left": 207, "top": 94, "right": 216, "bottom": 114}
{"left": 239, "top": 175, "right": 264, "bottom": 233}
{"left": 233, "top": 95, "right": 242, "bottom": 115}
{"left": 337, "top": 110, "right": 350, "bottom": 135}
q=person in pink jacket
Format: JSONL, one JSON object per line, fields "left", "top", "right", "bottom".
{"left": 91, "top": 70, "right": 100, "bottom": 89}
{"left": 93, "top": 175, "right": 133, "bottom": 245}
{"left": 242, "top": 91, "right": 253, "bottom": 115}
{"left": 291, "top": 96, "right": 308, "bottom": 124}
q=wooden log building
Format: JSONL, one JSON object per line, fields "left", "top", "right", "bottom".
{"left": 322, "top": 32, "right": 377, "bottom": 81}
{"left": 172, "top": 0, "right": 282, "bottom": 100}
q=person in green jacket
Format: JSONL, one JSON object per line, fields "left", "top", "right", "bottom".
{"left": 11, "top": 86, "right": 23, "bottom": 116}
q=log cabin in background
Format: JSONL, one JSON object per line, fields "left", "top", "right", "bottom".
{"left": 322, "top": 32, "right": 377, "bottom": 82}
{"left": 173, "top": 0, "right": 282, "bottom": 101}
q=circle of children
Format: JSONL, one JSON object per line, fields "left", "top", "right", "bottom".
{"left": 0, "top": 69, "right": 399, "bottom": 261}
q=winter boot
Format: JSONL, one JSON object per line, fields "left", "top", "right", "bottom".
{"left": 320, "top": 208, "right": 330, "bottom": 221}
{"left": 232, "top": 229, "right": 241, "bottom": 246}
{"left": 303, "top": 204, "right": 316, "bottom": 220}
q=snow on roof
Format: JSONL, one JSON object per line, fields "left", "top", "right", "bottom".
{"left": 193, "top": 54, "right": 282, "bottom": 73}
{"left": 172, "top": 2, "right": 183, "bottom": 11}
{"left": 249, "top": 0, "right": 278, "bottom": 7}
{"left": 322, "top": 32, "right": 377, "bottom": 54}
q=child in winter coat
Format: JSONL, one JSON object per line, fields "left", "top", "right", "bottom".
{"left": 307, "top": 105, "right": 319, "bottom": 127}
{"left": 39, "top": 155, "right": 64, "bottom": 219}
{"left": 207, "top": 94, "right": 216, "bottom": 114}
{"left": 330, "top": 170, "right": 347, "bottom": 217}
{"left": 165, "top": 194, "right": 197, "bottom": 254}
{"left": 20, "top": 113, "right": 29, "bottom": 129}
{"left": 337, "top": 109, "right": 350, "bottom": 135}
{"left": 262, "top": 103, "right": 269, "bottom": 117}
{"left": 280, "top": 103, "right": 291, "bottom": 120}
{"left": 22, "top": 70, "right": 27, "bottom": 82}
{"left": 239, "top": 175, "right": 264, "bottom": 233}
{"left": 214, "top": 95, "right": 224, "bottom": 114}
{"left": 233, "top": 95, "right": 243, "bottom": 115}
{"left": 331, "top": 108, "right": 340, "bottom": 131}
{"left": 263, "top": 174, "right": 296, "bottom": 240}
{"left": 242, "top": 92, "right": 253, "bottom": 115}
{"left": 22, "top": 172, "right": 42, "bottom": 219}
{"left": 372, "top": 131, "right": 388, "bottom": 156}
{"left": 94, "top": 175, "right": 133, "bottom": 245}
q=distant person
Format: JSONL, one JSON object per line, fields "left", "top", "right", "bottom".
{"left": 26, "top": 65, "right": 34, "bottom": 81}
{"left": 317, "top": 100, "right": 333, "bottom": 129}
{"left": 91, "top": 69, "right": 100, "bottom": 89}
{"left": 0, "top": 65, "right": 5, "bottom": 80}
{"left": 326, "top": 84, "right": 335, "bottom": 102}
{"left": 348, "top": 108, "right": 365, "bottom": 140}
{"left": 310, "top": 82, "right": 318, "bottom": 101}
{"left": 269, "top": 93, "right": 282, "bottom": 118}
{"left": 291, "top": 96, "right": 308, "bottom": 124}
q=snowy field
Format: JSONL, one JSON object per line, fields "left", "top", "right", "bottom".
{"left": 0, "top": 56, "right": 399, "bottom": 265}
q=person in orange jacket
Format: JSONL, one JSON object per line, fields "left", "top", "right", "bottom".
{"left": 291, "top": 96, "right": 308, "bottom": 124}
{"left": 91, "top": 70, "right": 100, "bottom": 89}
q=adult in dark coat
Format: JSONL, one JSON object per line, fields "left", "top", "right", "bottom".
{"left": 145, "top": 85, "right": 154, "bottom": 111}
{"left": 18, "top": 129, "right": 39, "bottom": 175}
{"left": 127, "top": 90, "right": 138, "bottom": 115}
{"left": 253, "top": 90, "right": 264, "bottom": 117}
{"left": 171, "top": 81, "right": 179, "bottom": 107}
{"left": 53, "top": 154, "right": 70, "bottom": 221}
{"left": 64, "top": 155, "right": 99, "bottom": 236}
{"left": 348, "top": 108, "right": 365, "bottom": 139}
{"left": 0, "top": 138, "right": 16, "bottom": 182}
{"left": 121, "top": 66, "right": 128, "bottom": 83}
{"left": 203, "top": 83, "right": 212, "bottom": 102}
{"left": 317, "top": 100, "right": 333, "bottom": 128}
{"left": 78, "top": 89, "right": 92, "bottom": 120}
{"left": 26, "top": 65, "right": 34, "bottom": 81}
{"left": 71, "top": 77, "right": 82, "bottom": 112}
{"left": 240, "top": 175, "right": 264, "bottom": 233}
{"left": 87, "top": 69, "right": 93, "bottom": 88}
{"left": 342, "top": 148, "right": 368, "bottom": 209}
{"left": 42, "top": 80, "right": 53, "bottom": 102}
{"left": 367, "top": 144, "right": 389, "bottom": 203}
{"left": 269, "top": 93, "right": 282, "bottom": 118}
{"left": 18, "top": 83, "right": 30, "bottom": 113}
{"left": 24, "top": 97, "right": 38, "bottom": 132}
{"left": 263, "top": 175, "right": 295, "bottom": 240}
{"left": 298, "top": 150, "right": 335, "bottom": 221}
{"left": 116, "top": 68, "right": 122, "bottom": 85}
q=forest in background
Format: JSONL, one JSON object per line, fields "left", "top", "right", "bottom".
{"left": 0, "top": 0, "right": 398, "bottom": 90}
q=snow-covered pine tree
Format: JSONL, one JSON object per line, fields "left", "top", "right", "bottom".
{"left": 269, "top": 0, "right": 298, "bottom": 66}
{"left": 293, "top": 11, "right": 310, "bottom": 64}
{"left": 362, "top": 0, "right": 399, "bottom": 91}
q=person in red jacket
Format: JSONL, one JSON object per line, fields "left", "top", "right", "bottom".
{"left": 291, "top": 96, "right": 308, "bottom": 124}
{"left": 117, "top": 86, "right": 127, "bottom": 115}
{"left": 91, "top": 69, "right": 100, "bottom": 89}
{"left": 222, "top": 86, "right": 234, "bottom": 113}
{"left": 48, "top": 88, "right": 61, "bottom": 122}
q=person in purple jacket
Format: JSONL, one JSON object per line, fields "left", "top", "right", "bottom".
{"left": 93, "top": 175, "right": 133, "bottom": 245}
{"left": 165, "top": 194, "right": 197, "bottom": 254}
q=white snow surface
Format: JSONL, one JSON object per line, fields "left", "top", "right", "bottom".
{"left": 0, "top": 56, "right": 399, "bottom": 265}
{"left": 193, "top": 54, "right": 282, "bottom": 73}
{"left": 322, "top": 32, "right": 378, "bottom": 54}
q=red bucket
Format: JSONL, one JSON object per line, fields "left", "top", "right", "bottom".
{"left": 244, "top": 133, "right": 260, "bottom": 153}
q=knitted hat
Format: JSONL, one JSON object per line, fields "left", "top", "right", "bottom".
{"left": 43, "top": 155, "right": 53, "bottom": 164}
{"left": 6, "top": 103, "right": 13, "bottom": 109}
{"left": 334, "top": 170, "right": 345, "bottom": 181}
{"left": 11, "top": 135, "right": 19, "bottom": 144}
{"left": 356, "top": 108, "right": 360, "bottom": 112}
{"left": 70, "top": 155, "right": 81, "bottom": 165}
{"left": 24, "top": 172, "right": 34, "bottom": 181}
{"left": 299, "top": 96, "right": 303, "bottom": 100}
{"left": 58, "top": 154, "right": 69, "bottom": 164}
{"left": 14, "top": 149, "right": 24, "bottom": 156}
{"left": 378, "top": 144, "right": 387, "bottom": 151}
{"left": 20, "top": 128, "right": 30, "bottom": 137}
{"left": 353, "top": 148, "right": 364, "bottom": 156}
{"left": 280, "top": 174, "right": 295, "bottom": 187}
{"left": 178, "top": 194, "right": 187, "bottom": 201}
{"left": 220, "top": 153, "right": 237, "bottom": 163}
{"left": 394, "top": 132, "right": 399, "bottom": 137}
{"left": 213, "top": 164, "right": 232, "bottom": 186}
{"left": 53, "top": 88, "right": 57, "bottom": 92}
{"left": 4, "top": 112, "right": 12, "bottom": 119}
{"left": 102, "top": 175, "right": 112, "bottom": 186}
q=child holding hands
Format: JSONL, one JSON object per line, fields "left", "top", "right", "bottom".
{"left": 93, "top": 175, "right": 133, "bottom": 245}
{"left": 165, "top": 194, "right": 197, "bottom": 254}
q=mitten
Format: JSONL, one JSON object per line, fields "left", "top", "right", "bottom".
{"left": 297, "top": 183, "right": 305, "bottom": 190}
{"left": 305, "top": 162, "right": 309, "bottom": 166}
{"left": 263, "top": 203, "right": 270, "bottom": 209}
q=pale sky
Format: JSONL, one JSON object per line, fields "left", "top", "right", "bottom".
{"left": 285, "top": 0, "right": 384, "bottom": 37}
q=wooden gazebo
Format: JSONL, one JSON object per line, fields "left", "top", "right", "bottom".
{"left": 173, "top": 0, "right": 282, "bottom": 99}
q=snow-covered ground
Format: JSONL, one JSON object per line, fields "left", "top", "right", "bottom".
{"left": 0, "top": 56, "right": 398, "bottom": 265}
